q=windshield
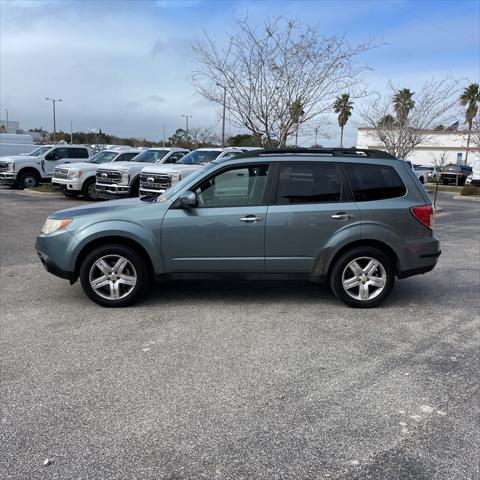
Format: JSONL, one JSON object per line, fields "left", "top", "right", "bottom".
{"left": 28, "top": 146, "right": 52, "bottom": 156}
{"left": 130, "top": 149, "right": 170, "bottom": 163}
{"left": 157, "top": 162, "right": 217, "bottom": 202}
{"left": 178, "top": 150, "right": 221, "bottom": 165}
{"left": 87, "top": 151, "right": 119, "bottom": 164}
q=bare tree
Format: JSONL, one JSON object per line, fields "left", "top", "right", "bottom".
{"left": 191, "top": 17, "right": 376, "bottom": 148}
{"left": 189, "top": 126, "right": 220, "bottom": 147}
{"left": 359, "top": 78, "right": 461, "bottom": 159}
{"left": 430, "top": 151, "right": 449, "bottom": 170}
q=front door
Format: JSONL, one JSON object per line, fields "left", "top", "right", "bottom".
{"left": 162, "top": 164, "right": 270, "bottom": 273}
{"left": 43, "top": 147, "right": 70, "bottom": 174}
{"left": 265, "top": 162, "right": 360, "bottom": 273}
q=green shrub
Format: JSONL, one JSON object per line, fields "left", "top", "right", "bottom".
{"left": 460, "top": 185, "right": 480, "bottom": 196}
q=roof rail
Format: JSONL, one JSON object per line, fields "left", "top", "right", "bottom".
{"left": 232, "top": 147, "right": 397, "bottom": 160}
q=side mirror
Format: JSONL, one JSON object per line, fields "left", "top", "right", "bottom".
{"left": 179, "top": 190, "right": 197, "bottom": 208}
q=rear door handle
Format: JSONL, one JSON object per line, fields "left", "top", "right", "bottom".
{"left": 240, "top": 215, "right": 263, "bottom": 223}
{"left": 331, "top": 212, "right": 354, "bottom": 220}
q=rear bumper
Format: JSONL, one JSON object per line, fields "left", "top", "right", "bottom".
{"left": 0, "top": 172, "right": 17, "bottom": 184}
{"left": 398, "top": 250, "right": 441, "bottom": 279}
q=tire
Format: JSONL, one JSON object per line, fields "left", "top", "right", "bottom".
{"left": 79, "top": 244, "right": 148, "bottom": 307}
{"left": 418, "top": 176, "right": 424, "bottom": 184}
{"left": 329, "top": 246, "right": 395, "bottom": 308}
{"left": 18, "top": 170, "right": 40, "bottom": 189}
{"left": 82, "top": 177, "right": 98, "bottom": 200}
{"left": 130, "top": 179, "right": 140, "bottom": 197}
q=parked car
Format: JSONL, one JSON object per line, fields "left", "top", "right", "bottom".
{"left": 438, "top": 163, "right": 472, "bottom": 185}
{"left": 405, "top": 160, "right": 432, "bottom": 184}
{"left": 36, "top": 148, "right": 440, "bottom": 308}
{"left": 95, "top": 148, "right": 189, "bottom": 199}
{"left": 52, "top": 148, "right": 142, "bottom": 200}
{"left": 139, "top": 147, "right": 249, "bottom": 197}
{"left": 0, "top": 145, "right": 91, "bottom": 189}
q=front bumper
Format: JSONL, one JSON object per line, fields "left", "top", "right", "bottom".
{"left": 96, "top": 183, "right": 131, "bottom": 199}
{"left": 35, "top": 230, "right": 78, "bottom": 282}
{"left": 139, "top": 187, "right": 166, "bottom": 197}
{"left": 52, "top": 177, "right": 82, "bottom": 191}
{"left": 0, "top": 172, "right": 17, "bottom": 184}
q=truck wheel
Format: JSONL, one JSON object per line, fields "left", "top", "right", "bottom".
{"left": 419, "top": 176, "right": 424, "bottom": 184}
{"left": 329, "top": 246, "right": 395, "bottom": 308}
{"left": 82, "top": 178, "right": 98, "bottom": 200}
{"left": 18, "top": 171, "right": 40, "bottom": 189}
{"left": 79, "top": 244, "right": 148, "bottom": 307}
{"left": 130, "top": 179, "right": 140, "bottom": 197}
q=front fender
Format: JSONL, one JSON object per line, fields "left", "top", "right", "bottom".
{"left": 68, "top": 219, "right": 163, "bottom": 274}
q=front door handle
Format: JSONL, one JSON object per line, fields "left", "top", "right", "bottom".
{"left": 240, "top": 215, "right": 263, "bottom": 223}
{"left": 331, "top": 212, "right": 354, "bottom": 220}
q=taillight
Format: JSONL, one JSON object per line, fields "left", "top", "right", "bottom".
{"left": 411, "top": 205, "right": 435, "bottom": 229}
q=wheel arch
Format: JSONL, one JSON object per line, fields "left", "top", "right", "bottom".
{"left": 73, "top": 236, "right": 155, "bottom": 282}
{"left": 18, "top": 166, "right": 42, "bottom": 179}
{"left": 326, "top": 239, "right": 401, "bottom": 278}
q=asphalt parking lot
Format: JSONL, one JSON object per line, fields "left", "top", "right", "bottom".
{"left": 1, "top": 187, "right": 479, "bottom": 480}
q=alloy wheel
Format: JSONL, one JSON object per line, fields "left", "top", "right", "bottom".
{"left": 88, "top": 254, "right": 137, "bottom": 300}
{"left": 341, "top": 256, "right": 387, "bottom": 301}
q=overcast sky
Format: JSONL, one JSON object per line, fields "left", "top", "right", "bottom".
{"left": 1, "top": 0, "right": 479, "bottom": 147}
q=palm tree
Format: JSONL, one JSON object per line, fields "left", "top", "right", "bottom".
{"left": 393, "top": 88, "right": 415, "bottom": 126}
{"left": 460, "top": 83, "right": 480, "bottom": 164}
{"left": 333, "top": 94, "right": 353, "bottom": 148}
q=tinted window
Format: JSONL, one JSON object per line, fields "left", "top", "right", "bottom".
{"left": 194, "top": 165, "right": 269, "bottom": 207}
{"left": 116, "top": 152, "right": 139, "bottom": 162}
{"left": 276, "top": 163, "right": 341, "bottom": 204}
{"left": 49, "top": 148, "right": 69, "bottom": 160}
{"left": 343, "top": 163, "right": 406, "bottom": 202}
{"left": 68, "top": 148, "right": 89, "bottom": 158}
{"left": 179, "top": 150, "right": 221, "bottom": 165}
{"left": 88, "top": 151, "right": 119, "bottom": 164}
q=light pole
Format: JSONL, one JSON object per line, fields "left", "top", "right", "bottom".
{"left": 5, "top": 108, "right": 8, "bottom": 133}
{"left": 181, "top": 114, "right": 192, "bottom": 147}
{"left": 45, "top": 97, "right": 62, "bottom": 143}
{"left": 216, "top": 83, "right": 227, "bottom": 147}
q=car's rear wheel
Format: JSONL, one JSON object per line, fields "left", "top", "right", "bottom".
{"left": 329, "top": 246, "right": 395, "bottom": 308}
{"left": 79, "top": 244, "right": 148, "bottom": 307}
{"left": 82, "top": 177, "right": 98, "bottom": 200}
{"left": 18, "top": 171, "right": 40, "bottom": 189}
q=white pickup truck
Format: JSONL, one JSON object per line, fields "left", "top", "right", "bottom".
{"left": 138, "top": 147, "right": 248, "bottom": 197}
{"left": 52, "top": 147, "right": 142, "bottom": 200}
{"left": 405, "top": 161, "right": 434, "bottom": 184}
{"left": 0, "top": 144, "right": 91, "bottom": 189}
{"left": 95, "top": 148, "right": 190, "bottom": 199}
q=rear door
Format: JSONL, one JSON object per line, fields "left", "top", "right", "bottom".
{"left": 162, "top": 163, "right": 270, "bottom": 272}
{"left": 265, "top": 161, "right": 360, "bottom": 273}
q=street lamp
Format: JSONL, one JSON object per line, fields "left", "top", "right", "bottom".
{"left": 45, "top": 97, "right": 62, "bottom": 143}
{"left": 181, "top": 114, "right": 192, "bottom": 147}
{"left": 216, "top": 83, "right": 227, "bottom": 147}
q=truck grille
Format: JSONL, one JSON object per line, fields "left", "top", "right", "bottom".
{"left": 0, "top": 162, "right": 8, "bottom": 172}
{"left": 53, "top": 167, "right": 69, "bottom": 179}
{"left": 96, "top": 169, "right": 122, "bottom": 184}
{"left": 140, "top": 173, "right": 172, "bottom": 191}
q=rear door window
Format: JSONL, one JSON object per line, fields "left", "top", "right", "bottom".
{"left": 68, "top": 148, "right": 89, "bottom": 158}
{"left": 343, "top": 163, "right": 406, "bottom": 201}
{"left": 276, "top": 163, "right": 342, "bottom": 204}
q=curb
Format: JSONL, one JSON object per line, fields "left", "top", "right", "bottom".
{"left": 452, "top": 195, "right": 480, "bottom": 203}
{"left": 24, "top": 188, "right": 63, "bottom": 196}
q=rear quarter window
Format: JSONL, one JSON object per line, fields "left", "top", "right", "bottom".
{"left": 343, "top": 163, "right": 406, "bottom": 202}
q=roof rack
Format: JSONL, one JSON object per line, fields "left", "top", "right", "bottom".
{"left": 233, "top": 147, "right": 397, "bottom": 160}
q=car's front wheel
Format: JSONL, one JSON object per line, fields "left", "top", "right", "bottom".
{"left": 79, "top": 244, "right": 148, "bottom": 307}
{"left": 82, "top": 177, "right": 98, "bottom": 200}
{"left": 329, "top": 246, "right": 395, "bottom": 308}
{"left": 18, "top": 171, "right": 40, "bottom": 189}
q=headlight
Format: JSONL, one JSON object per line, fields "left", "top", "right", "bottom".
{"left": 118, "top": 169, "right": 129, "bottom": 184}
{"left": 170, "top": 173, "right": 181, "bottom": 184}
{"left": 67, "top": 169, "right": 82, "bottom": 179}
{"left": 41, "top": 218, "right": 73, "bottom": 235}
{"left": 7, "top": 161, "right": 15, "bottom": 172}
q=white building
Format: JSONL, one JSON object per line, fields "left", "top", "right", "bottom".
{"left": 356, "top": 128, "right": 480, "bottom": 166}
{"left": 0, "top": 119, "right": 20, "bottom": 134}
